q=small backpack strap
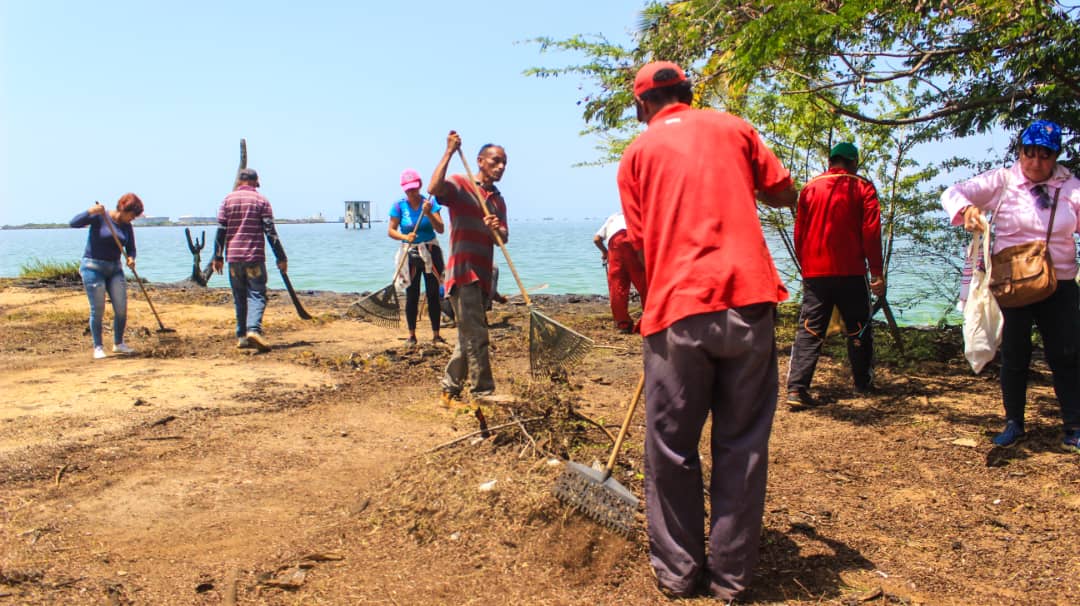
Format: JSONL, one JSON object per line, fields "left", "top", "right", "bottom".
{"left": 1044, "top": 187, "right": 1060, "bottom": 244}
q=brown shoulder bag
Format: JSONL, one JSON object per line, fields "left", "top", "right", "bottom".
{"left": 988, "top": 187, "right": 1060, "bottom": 308}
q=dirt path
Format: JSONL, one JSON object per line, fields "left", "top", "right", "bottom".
{"left": 1, "top": 282, "right": 1078, "bottom": 605}
{"left": 0, "top": 285, "right": 476, "bottom": 604}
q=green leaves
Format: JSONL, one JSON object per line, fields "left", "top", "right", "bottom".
{"left": 526, "top": 1, "right": 1079, "bottom": 320}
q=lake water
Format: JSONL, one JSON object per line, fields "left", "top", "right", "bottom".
{"left": 0, "top": 220, "right": 959, "bottom": 325}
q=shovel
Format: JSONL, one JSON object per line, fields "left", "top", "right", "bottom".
{"left": 99, "top": 204, "right": 176, "bottom": 334}
{"left": 553, "top": 372, "right": 643, "bottom": 536}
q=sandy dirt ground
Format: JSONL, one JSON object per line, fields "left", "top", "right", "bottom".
{"left": 1, "top": 280, "right": 1078, "bottom": 605}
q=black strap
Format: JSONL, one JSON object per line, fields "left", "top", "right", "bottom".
{"left": 988, "top": 184, "right": 1060, "bottom": 250}
{"left": 1043, "top": 187, "right": 1060, "bottom": 245}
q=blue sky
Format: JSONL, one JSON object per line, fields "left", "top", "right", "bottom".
{"left": 0, "top": 1, "right": 641, "bottom": 225}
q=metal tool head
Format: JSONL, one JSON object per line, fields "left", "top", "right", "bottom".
{"left": 529, "top": 309, "right": 593, "bottom": 378}
{"left": 553, "top": 460, "right": 638, "bottom": 536}
{"left": 344, "top": 285, "right": 400, "bottom": 327}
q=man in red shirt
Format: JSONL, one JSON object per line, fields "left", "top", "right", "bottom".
{"left": 593, "top": 211, "right": 647, "bottom": 333}
{"left": 428, "top": 131, "right": 508, "bottom": 405}
{"left": 617, "top": 61, "right": 796, "bottom": 601}
{"left": 787, "top": 143, "right": 885, "bottom": 409}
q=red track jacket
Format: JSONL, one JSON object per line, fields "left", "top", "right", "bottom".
{"left": 794, "top": 167, "right": 883, "bottom": 278}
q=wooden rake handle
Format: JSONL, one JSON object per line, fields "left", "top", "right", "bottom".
{"left": 389, "top": 204, "right": 428, "bottom": 282}
{"left": 388, "top": 193, "right": 442, "bottom": 287}
{"left": 455, "top": 148, "right": 532, "bottom": 307}
{"left": 97, "top": 203, "right": 168, "bottom": 331}
{"left": 603, "top": 372, "right": 646, "bottom": 480}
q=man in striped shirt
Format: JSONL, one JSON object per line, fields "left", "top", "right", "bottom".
{"left": 428, "top": 131, "right": 508, "bottom": 404}
{"left": 212, "top": 168, "right": 288, "bottom": 352}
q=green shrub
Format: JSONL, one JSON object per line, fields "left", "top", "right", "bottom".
{"left": 19, "top": 258, "right": 81, "bottom": 282}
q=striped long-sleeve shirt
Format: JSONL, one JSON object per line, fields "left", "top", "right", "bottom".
{"left": 440, "top": 174, "right": 507, "bottom": 295}
{"left": 216, "top": 185, "right": 285, "bottom": 263}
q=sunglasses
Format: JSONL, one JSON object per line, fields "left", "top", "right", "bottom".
{"left": 1033, "top": 184, "right": 1052, "bottom": 209}
{"left": 1022, "top": 145, "right": 1056, "bottom": 160}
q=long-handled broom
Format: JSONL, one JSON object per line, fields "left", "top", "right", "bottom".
{"left": 553, "top": 372, "right": 644, "bottom": 535}
{"left": 454, "top": 148, "right": 593, "bottom": 377}
{"left": 345, "top": 208, "right": 427, "bottom": 327}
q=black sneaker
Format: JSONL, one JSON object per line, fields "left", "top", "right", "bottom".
{"left": 786, "top": 389, "right": 817, "bottom": 409}
{"left": 853, "top": 382, "right": 878, "bottom": 396}
{"left": 1061, "top": 428, "right": 1080, "bottom": 453}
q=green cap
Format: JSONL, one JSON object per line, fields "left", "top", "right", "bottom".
{"left": 829, "top": 142, "right": 859, "bottom": 162}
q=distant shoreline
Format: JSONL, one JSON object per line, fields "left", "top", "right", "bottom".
{"left": 0, "top": 219, "right": 363, "bottom": 230}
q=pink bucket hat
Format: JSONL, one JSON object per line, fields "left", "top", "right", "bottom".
{"left": 400, "top": 168, "right": 422, "bottom": 192}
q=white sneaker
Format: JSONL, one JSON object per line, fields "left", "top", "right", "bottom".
{"left": 113, "top": 343, "right": 135, "bottom": 354}
{"left": 245, "top": 332, "right": 271, "bottom": 352}
{"left": 93, "top": 347, "right": 107, "bottom": 360}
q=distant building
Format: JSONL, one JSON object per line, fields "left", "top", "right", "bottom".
{"left": 134, "top": 216, "right": 171, "bottom": 226}
{"left": 344, "top": 201, "right": 372, "bottom": 229}
{"left": 175, "top": 215, "right": 217, "bottom": 225}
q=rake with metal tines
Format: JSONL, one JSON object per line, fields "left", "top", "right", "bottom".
{"left": 344, "top": 207, "right": 428, "bottom": 328}
{"left": 454, "top": 148, "right": 593, "bottom": 378}
{"left": 553, "top": 372, "right": 644, "bottom": 536}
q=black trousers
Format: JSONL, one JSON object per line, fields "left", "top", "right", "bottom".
{"left": 787, "top": 276, "right": 872, "bottom": 392}
{"left": 1000, "top": 280, "right": 1080, "bottom": 430}
{"left": 404, "top": 245, "right": 445, "bottom": 333}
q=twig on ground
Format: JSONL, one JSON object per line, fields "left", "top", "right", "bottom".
{"left": 223, "top": 568, "right": 239, "bottom": 606}
{"left": 149, "top": 415, "right": 177, "bottom": 428}
{"left": 570, "top": 409, "right": 616, "bottom": 444}
{"left": 792, "top": 577, "right": 813, "bottom": 598}
{"left": 509, "top": 408, "right": 553, "bottom": 459}
{"left": 51, "top": 577, "right": 84, "bottom": 590}
{"left": 141, "top": 436, "right": 184, "bottom": 441}
{"left": 427, "top": 416, "right": 544, "bottom": 452}
{"left": 54, "top": 463, "right": 69, "bottom": 486}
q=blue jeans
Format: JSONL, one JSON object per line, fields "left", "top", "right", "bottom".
{"left": 80, "top": 258, "right": 128, "bottom": 348}
{"left": 228, "top": 261, "right": 268, "bottom": 337}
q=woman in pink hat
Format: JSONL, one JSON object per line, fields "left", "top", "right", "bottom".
{"left": 388, "top": 168, "right": 446, "bottom": 345}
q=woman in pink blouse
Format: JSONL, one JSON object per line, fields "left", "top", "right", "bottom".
{"left": 942, "top": 120, "right": 1080, "bottom": 453}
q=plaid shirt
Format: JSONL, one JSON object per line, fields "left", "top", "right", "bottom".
{"left": 218, "top": 186, "right": 274, "bottom": 263}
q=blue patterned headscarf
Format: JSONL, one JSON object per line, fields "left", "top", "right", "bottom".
{"left": 1021, "top": 120, "right": 1062, "bottom": 152}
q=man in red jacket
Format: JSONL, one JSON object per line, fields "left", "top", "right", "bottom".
{"left": 618, "top": 60, "right": 796, "bottom": 602}
{"left": 787, "top": 142, "right": 885, "bottom": 408}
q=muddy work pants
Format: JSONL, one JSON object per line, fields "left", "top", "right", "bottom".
{"left": 442, "top": 282, "right": 494, "bottom": 396}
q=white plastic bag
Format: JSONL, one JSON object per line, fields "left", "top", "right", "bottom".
{"left": 962, "top": 219, "right": 1002, "bottom": 373}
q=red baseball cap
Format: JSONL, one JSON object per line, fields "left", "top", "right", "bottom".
{"left": 633, "top": 61, "right": 687, "bottom": 97}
